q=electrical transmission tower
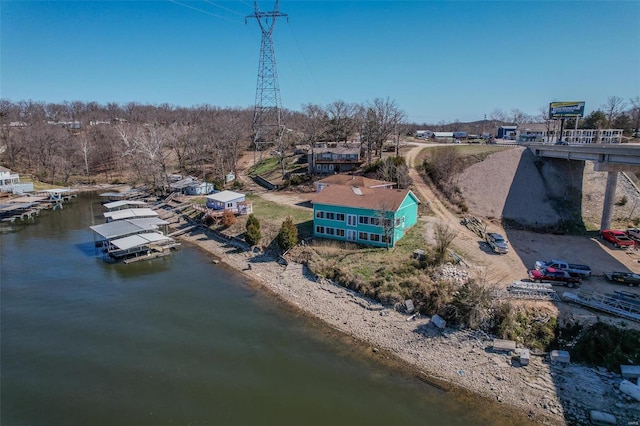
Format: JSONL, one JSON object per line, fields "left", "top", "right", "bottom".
{"left": 246, "top": 1, "right": 287, "bottom": 163}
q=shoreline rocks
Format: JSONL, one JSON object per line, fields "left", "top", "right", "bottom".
{"left": 178, "top": 226, "right": 640, "bottom": 425}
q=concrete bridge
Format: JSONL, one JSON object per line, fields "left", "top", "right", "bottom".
{"left": 527, "top": 143, "right": 640, "bottom": 230}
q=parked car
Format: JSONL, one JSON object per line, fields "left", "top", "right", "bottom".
{"left": 600, "top": 229, "right": 635, "bottom": 249}
{"left": 486, "top": 232, "right": 508, "bottom": 254}
{"left": 627, "top": 228, "right": 640, "bottom": 241}
{"left": 534, "top": 259, "right": 591, "bottom": 279}
{"left": 528, "top": 267, "right": 582, "bottom": 287}
{"left": 604, "top": 272, "right": 640, "bottom": 287}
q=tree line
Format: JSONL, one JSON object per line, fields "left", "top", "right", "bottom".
{"left": 0, "top": 98, "right": 407, "bottom": 190}
{"left": 3, "top": 96, "right": 636, "bottom": 189}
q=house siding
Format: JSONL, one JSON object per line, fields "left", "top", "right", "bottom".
{"left": 313, "top": 192, "right": 419, "bottom": 248}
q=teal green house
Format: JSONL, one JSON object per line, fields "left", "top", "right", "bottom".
{"left": 312, "top": 185, "right": 421, "bottom": 248}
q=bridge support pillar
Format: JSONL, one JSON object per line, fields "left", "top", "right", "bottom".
{"left": 600, "top": 171, "right": 618, "bottom": 230}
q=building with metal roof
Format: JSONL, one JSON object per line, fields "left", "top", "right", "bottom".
{"left": 104, "top": 208, "right": 158, "bottom": 222}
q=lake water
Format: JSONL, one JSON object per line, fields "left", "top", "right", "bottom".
{"left": 1, "top": 193, "right": 530, "bottom": 425}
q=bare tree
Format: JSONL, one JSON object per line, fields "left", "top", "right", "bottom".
{"left": 326, "top": 100, "right": 358, "bottom": 144}
{"left": 629, "top": 96, "right": 640, "bottom": 136}
{"left": 78, "top": 132, "right": 91, "bottom": 182}
{"left": 396, "top": 164, "right": 412, "bottom": 189}
{"left": 361, "top": 98, "right": 405, "bottom": 165}
{"left": 602, "top": 96, "right": 626, "bottom": 128}
{"left": 510, "top": 108, "right": 529, "bottom": 124}
{"left": 434, "top": 221, "right": 457, "bottom": 263}
{"left": 393, "top": 122, "right": 411, "bottom": 155}
{"left": 375, "top": 199, "right": 396, "bottom": 250}
{"left": 490, "top": 108, "right": 506, "bottom": 122}
{"left": 165, "top": 122, "right": 191, "bottom": 174}
{"left": 300, "top": 103, "right": 329, "bottom": 145}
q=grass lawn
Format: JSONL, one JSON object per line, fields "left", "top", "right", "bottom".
{"left": 246, "top": 194, "right": 314, "bottom": 238}
{"left": 248, "top": 157, "right": 280, "bottom": 176}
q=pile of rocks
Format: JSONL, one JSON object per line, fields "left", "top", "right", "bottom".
{"left": 438, "top": 263, "right": 470, "bottom": 284}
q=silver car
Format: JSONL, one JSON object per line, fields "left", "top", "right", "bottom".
{"left": 486, "top": 233, "right": 509, "bottom": 254}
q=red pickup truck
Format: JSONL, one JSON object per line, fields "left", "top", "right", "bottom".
{"left": 600, "top": 229, "right": 635, "bottom": 249}
{"left": 528, "top": 267, "right": 582, "bottom": 288}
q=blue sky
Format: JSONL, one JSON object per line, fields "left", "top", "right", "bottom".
{"left": 1, "top": 0, "right": 639, "bottom": 123}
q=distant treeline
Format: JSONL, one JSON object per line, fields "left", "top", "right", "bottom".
{"left": 0, "top": 98, "right": 413, "bottom": 189}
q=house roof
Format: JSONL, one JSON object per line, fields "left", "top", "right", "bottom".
{"left": 315, "top": 174, "right": 395, "bottom": 189}
{"left": 311, "top": 146, "right": 360, "bottom": 154}
{"left": 206, "top": 190, "right": 245, "bottom": 203}
{"left": 312, "top": 186, "right": 419, "bottom": 211}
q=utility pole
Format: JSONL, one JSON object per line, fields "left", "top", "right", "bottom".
{"left": 246, "top": 1, "right": 287, "bottom": 165}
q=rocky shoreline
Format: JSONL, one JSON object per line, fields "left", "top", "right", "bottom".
{"left": 177, "top": 225, "right": 640, "bottom": 426}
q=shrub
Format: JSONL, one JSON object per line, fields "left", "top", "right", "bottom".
{"left": 221, "top": 210, "right": 236, "bottom": 228}
{"left": 277, "top": 216, "right": 298, "bottom": 252}
{"left": 571, "top": 322, "right": 640, "bottom": 372}
{"left": 443, "top": 279, "right": 491, "bottom": 329}
{"left": 245, "top": 214, "right": 261, "bottom": 246}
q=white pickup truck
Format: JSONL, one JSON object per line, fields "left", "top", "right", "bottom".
{"left": 534, "top": 259, "right": 591, "bottom": 279}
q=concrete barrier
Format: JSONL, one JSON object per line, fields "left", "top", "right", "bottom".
{"left": 620, "top": 379, "right": 640, "bottom": 401}
{"left": 252, "top": 175, "right": 279, "bottom": 190}
{"left": 621, "top": 365, "right": 640, "bottom": 379}
{"left": 519, "top": 349, "right": 530, "bottom": 366}
{"left": 430, "top": 314, "right": 446, "bottom": 329}
{"left": 550, "top": 350, "right": 570, "bottom": 364}
{"left": 589, "top": 410, "right": 617, "bottom": 425}
{"left": 492, "top": 339, "right": 516, "bottom": 353}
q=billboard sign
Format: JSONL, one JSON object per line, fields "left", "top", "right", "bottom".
{"left": 549, "top": 101, "right": 585, "bottom": 119}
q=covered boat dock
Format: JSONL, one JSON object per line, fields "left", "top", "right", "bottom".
{"left": 91, "top": 217, "right": 170, "bottom": 243}
{"left": 103, "top": 200, "right": 147, "bottom": 211}
{"left": 104, "top": 207, "right": 158, "bottom": 222}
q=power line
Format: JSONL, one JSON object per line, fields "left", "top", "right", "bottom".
{"left": 167, "top": 0, "right": 243, "bottom": 23}
{"left": 286, "top": 21, "right": 321, "bottom": 100}
{"left": 202, "top": 0, "right": 247, "bottom": 17}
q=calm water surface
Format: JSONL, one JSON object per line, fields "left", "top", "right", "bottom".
{"left": 1, "top": 193, "right": 529, "bottom": 425}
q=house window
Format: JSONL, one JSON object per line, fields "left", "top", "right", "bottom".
{"left": 316, "top": 226, "right": 325, "bottom": 234}
{"left": 370, "top": 217, "right": 380, "bottom": 226}
{"left": 336, "top": 213, "right": 345, "bottom": 221}
{"left": 315, "top": 211, "right": 324, "bottom": 219}
{"left": 227, "top": 202, "right": 233, "bottom": 208}
{"left": 326, "top": 212, "right": 335, "bottom": 220}
{"left": 347, "top": 214, "right": 357, "bottom": 226}
{"left": 359, "top": 216, "right": 370, "bottom": 225}
{"left": 326, "top": 227, "right": 335, "bottom": 235}
{"left": 358, "top": 232, "right": 368, "bottom": 241}
{"left": 336, "top": 229, "right": 345, "bottom": 237}
{"left": 370, "top": 234, "right": 381, "bottom": 242}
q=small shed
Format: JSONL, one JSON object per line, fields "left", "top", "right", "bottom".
{"left": 206, "top": 190, "right": 246, "bottom": 211}
{"left": 184, "top": 181, "right": 215, "bottom": 196}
